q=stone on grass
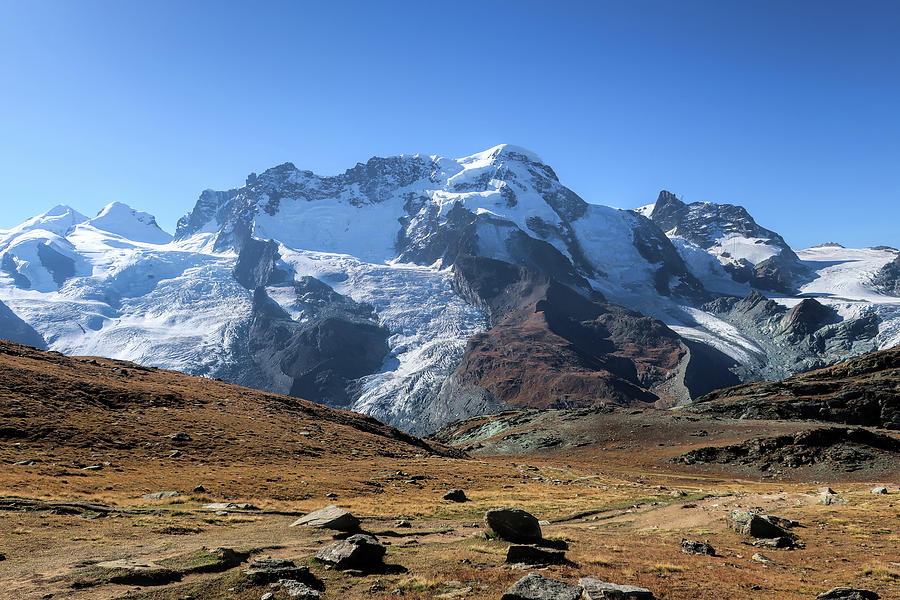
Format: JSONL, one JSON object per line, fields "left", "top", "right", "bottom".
{"left": 506, "top": 544, "right": 567, "bottom": 565}
{"left": 580, "top": 578, "right": 655, "bottom": 600}
{"left": 816, "top": 588, "right": 879, "bottom": 600}
{"left": 243, "top": 558, "right": 310, "bottom": 584}
{"left": 501, "top": 573, "right": 582, "bottom": 600}
{"left": 280, "top": 578, "right": 321, "bottom": 599}
{"left": 290, "top": 505, "right": 359, "bottom": 531}
{"left": 681, "top": 538, "right": 715, "bottom": 555}
{"left": 727, "top": 510, "right": 796, "bottom": 541}
{"left": 485, "top": 508, "right": 542, "bottom": 543}
{"left": 143, "top": 491, "right": 180, "bottom": 500}
{"left": 314, "top": 533, "right": 385, "bottom": 570}
{"left": 871, "top": 486, "right": 887, "bottom": 495}
{"left": 443, "top": 489, "right": 468, "bottom": 502}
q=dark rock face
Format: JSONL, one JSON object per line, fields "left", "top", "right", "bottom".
{"left": 247, "top": 282, "right": 390, "bottom": 408}
{"left": 313, "top": 533, "right": 385, "bottom": 570}
{"left": 233, "top": 237, "right": 285, "bottom": 289}
{"left": 501, "top": 573, "right": 583, "bottom": 600}
{"left": 0, "top": 300, "right": 45, "bottom": 349}
{"left": 437, "top": 255, "right": 696, "bottom": 415}
{"left": 701, "top": 291, "right": 880, "bottom": 382}
{"left": 484, "top": 508, "right": 542, "bottom": 543}
{"left": 674, "top": 428, "right": 900, "bottom": 473}
{"left": 688, "top": 346, "right": 900, "bottom": 429}
{"left": 871, "top": 254, "right": 900, "bottom": 296}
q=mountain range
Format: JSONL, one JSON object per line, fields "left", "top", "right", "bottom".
{"left": 1, "top": 144, "right": 898, "bottom": 434}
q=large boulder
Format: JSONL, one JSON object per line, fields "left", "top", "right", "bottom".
{"left": 580, "top": 578, "right": 655, "bottom": 600}
{"left": 506, "top": 544, "right": 567, "bottom": 565}
{"left": 817, "top": 588, "right": 879, "bottom": 600}
{"left": 314, "top": 533, "right": 385, "bottom": 570}
{"left": 727, "top": 510, "right": 794, "bottom": 539}
{"left": 501, "top": 573, "right": 583, "bottom": 600}
{"left": 290, "top": 505, "right": 359, "bottom": 531}
{"left": 485, "top": 508, "right": 542, "bottom": 543}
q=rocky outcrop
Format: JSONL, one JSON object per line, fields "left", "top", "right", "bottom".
{"left": 0, "top": 300, "right": 45, "bottom": 349}
{"left": 871, "top": 254, "right": 900, "bottom": 296}
{"left": 674, "top": 427, "right": 900, "bottom": 473}
{"left": 429, "top": 256, "right": 694, "bottom": 423}
{"left": 645, "top": 190, "right": 808, "bottom": 293}
{"left": 701, "top": 291, "right": 880, "bottom": 381}
{"left": 247, "top": 280, "right": 390, "bottom": 409}
{"left": 687, "top": 346, "right": 900, "bottom": 429}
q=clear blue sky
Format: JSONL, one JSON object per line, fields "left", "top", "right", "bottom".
{"left": 1, "top": 0, "right": 898, "bottom": 248}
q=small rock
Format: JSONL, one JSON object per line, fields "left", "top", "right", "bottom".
{"left": 314, "top": 533, "right": 385, "bottom": 570}
{"left": 325, "top": 492, "right": 337, "bottom": 498}
{"left": 443, "top": 489, "right": 468, "bottom": 502}
{"left": 193, "top": 484, "right": 207, "bottom": 493}
{"left": 681, "top": 538, "right": 715, "bottom": 556}
{"left": 291, "top": 505, "right": 359, "bottom": 531}
{"left": 871, "top": 486, "right": 887, "bottom": 495}
{"left": 143, "top": 490, "right": 180, "bottom": 500}
{"left": 485, "top": 508, "right": 542, "bottom": 543}
{"left": 0, "top": 552, "right": 6, "bottom": 561}
{"left": 501, "top": 573, "right": 583, "bottom": 600}
{"left": 816, "top": 588, "right": 879, "bottom": 600}
{"left": 261, "top": 594, "right": 275, "bottom": 600}
{"left": 280, "top": 578, "right": 320, "bottom": 599}
{"left": 203, "top": 502, "right": 258, "bottom": 511}
{"left": 243, "top": 558, "right": 310, "bottom": 584}
{"left": 396, "top": 520, "right": 411, "bottom": 528}
{"left": 820, "top": 491, "right": 845, "bottom": 505}
{"left": 752, "top": 536, "right": 797, "bottom": 549}
{"left": 82, "top": 464, "right": 103, "bottom": 471}
{"left": 751, "top": 553, "right": 773, "bottom": 564}
{"left": 579, "top": 578, "right": 655, "bottom": 600}
{"left": 13, "top": 459, "right": 37, "bottom": 466}
{"left": 506, "top": 544, "right": 567, "bottom": 565}
{"left": 167, "top": 432, "right": 192, "bottom": 442}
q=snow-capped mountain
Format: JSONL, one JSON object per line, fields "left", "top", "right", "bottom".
{"left": 0, "top": 145, "right": 897, "bottom": 434}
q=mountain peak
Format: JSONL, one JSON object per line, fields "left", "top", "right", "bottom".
{"left": 87, "top": 202, "right": 172, "bottom": 244}
{"left": 463, "top": 144, "right": 544, "bottom": 165}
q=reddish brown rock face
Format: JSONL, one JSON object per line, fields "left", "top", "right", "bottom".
{"left": 449, "top": 256, "right": 689, "bottom": 410}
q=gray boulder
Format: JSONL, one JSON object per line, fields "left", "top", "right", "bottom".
{"left": 485, "top": 508, "right": 542, "bottom": 543}
{"left": 243, "top": 558, "right": 310, "bottom": 584}
{"left": 291, "top": 505, "right": 359, "bottom": 531}
{"left": 443, "top": 489, "right": 468, "bottom": 502}
{"left": 817, "top": 588, "right": 879, "bottom": 600}
{"left": 580, "top": 578, "right": 655, "bottom": 600}
{"left": 142, "top": 491, "right": 180, "bottom": 500}
{"left": 506, "top": 544, "right": 567, "bottom": 565}
{"left": 681, "top": 538, "right": 715, "bottom": 556}
{"left": 280, "top": 578, "right": 321, "bottom": 599}
{"left": 501, "top": 573, "right": 582, "bottom": 600}
{"left": 314, "top": 533, "right": 385, "bottom": 570}
{"left": 871, "top": 486, "right": 888, "bottom": 495}
{"left": 727, "top": 510, "right": 795, "bottom": 540}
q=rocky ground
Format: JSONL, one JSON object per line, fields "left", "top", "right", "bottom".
{"left": 1, "top": 341, "right": 898, "bottom": 600}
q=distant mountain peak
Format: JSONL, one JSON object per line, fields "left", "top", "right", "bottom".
{"left": 87, "top": 202, "right": 172, "bottom": 244}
